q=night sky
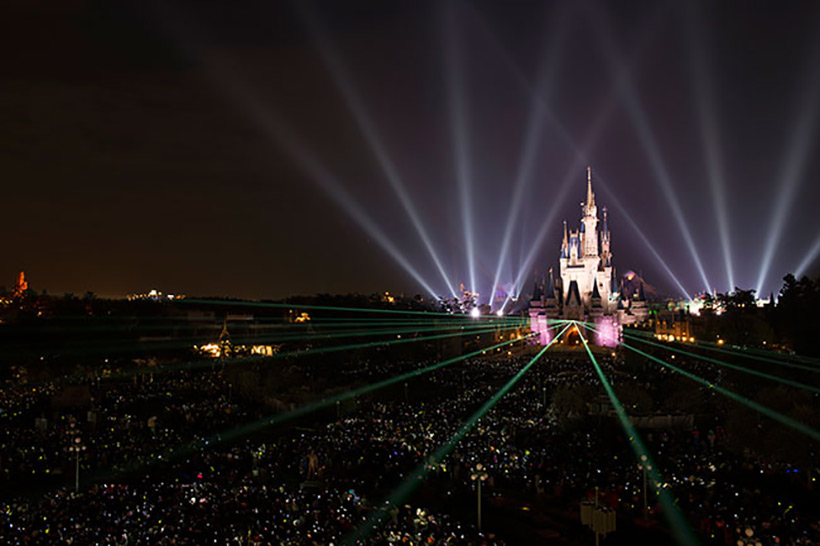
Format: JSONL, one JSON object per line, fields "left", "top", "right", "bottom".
{"left": 3, "top": 0, "right": 820, "bottom": 301}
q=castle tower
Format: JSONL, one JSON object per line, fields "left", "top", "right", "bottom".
{"left": 560, "top": 168, "right": 607, "bottom": 308}
{"left": 581, "top": 166, "right": 599, "bottom": 257}
{"left": 560, "top": 221, "right": 569, "bottom": 259}
{"left": 545, "top": 268, "right": 560, "bottom": 320}
{"left": 600, "top": 207, "right": 611, "bottom": 263}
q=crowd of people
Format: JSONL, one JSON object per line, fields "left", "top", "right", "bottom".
{"left": 1, "top": 346, "right": 818, "bottom": 545}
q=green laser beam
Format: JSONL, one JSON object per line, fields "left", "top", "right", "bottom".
{"left": 575, "top": 322, "right": 699, "bottom": 546}
{"left": 46, "top": 313, "right": 526, "bottom": 324}
{"left": 671, "top": 334, "right": 820, "bottom": 365}
{"left": 584, "top": 323, "right": 820, "bottom": 443}
{"left": 12, "top": 321, "right": 528, "bottom": 395}
{"left": 3, "top": 316, "right": 526, "bottom": 336}
{"left": 84, "top": 327, "right": 556, "bottom": 486}
{"left": 619, "top": 330, "right": 820, "bottom": 395}
{"left": 183, "top": 297, "right": 508, "bottom": 319}
{"left": 108, "top": 322, "right": 531, "bottom": 379}
{"left": 7, "top": 317, "right": 525, "bottom": 361}
{"left": 626, "top": 329, "right": 820, "bottom": 374}
{"left": 342, "top": 323, "right": 572, "bottom": 545}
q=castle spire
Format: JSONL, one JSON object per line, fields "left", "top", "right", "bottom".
{"left": 581, "top": 167, "right": 599, "bottom": 256}
{"left": 547, "top": 267, "right": 556, "bottom": 295}
{"left": 586, "top": 166, "right": 595, "bottom": 210}
{"left": 561, "top": 220, "right": 569, "bottom": 258}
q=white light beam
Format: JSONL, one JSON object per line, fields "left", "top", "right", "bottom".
{"left": 299, "top": 2, "right": 460, "bottom": 299}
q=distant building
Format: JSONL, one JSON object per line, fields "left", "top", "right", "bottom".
{"left": 127, "top": 289, "right": 185, "bottom": 301}
{"left": 12, "top": 271, "right": 28, "bottom": 299}
{"left": 529, "top": 168, "right": 649, "bottom": 346}
{"left": 654, "top": 310, "right": 693, "bottom": 342}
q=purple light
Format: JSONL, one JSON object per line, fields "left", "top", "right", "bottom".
{"left": 528, "top": 315, "right": 554, "bottom": 346}
{"left": 593, "top": 316, "right": 621, "bottom": 348}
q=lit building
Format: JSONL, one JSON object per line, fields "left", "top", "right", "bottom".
{"left": 126, "top": 289, "right": 185, "bottom": 301}
{"left": 654, "top": 310, "right": 694, "bottom": 343}
{"left": 529, "top": 168, "right": 649, "bottom": 346}
{"left": 12, "top": 271, "right": 28, "bottom": 299}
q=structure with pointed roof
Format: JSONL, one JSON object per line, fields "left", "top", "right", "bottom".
{"left": 529, "top": 168, "right": 648, "bottom": 347}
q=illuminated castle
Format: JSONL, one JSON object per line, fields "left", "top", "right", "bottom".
{"left": 529, "top": 167, "right": 648, "bottom": 346}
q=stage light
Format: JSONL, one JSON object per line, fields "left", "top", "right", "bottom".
{"left": 488, "top": 3, "right": 571, "bottom": 304}
{"left": 478, "top": 11, "right": 666, "bottom": 306}
{"left": 795, "top": 231, "right": 820, "bottom": 278}
{"left": 224, "top": 86, "right": 440, "bottom": 300}
{"left": 684, "top": 2, "right": 735, "bottom": 292}
{"left": 443, "top": 0, "right": 477, "bottom": 296}
{"left": 595, "top": 174, "right": 693, "bottom": 300}
{"left": 496, "top": 309, "right": 504, "bottom": 317}
{"left": 160, "top": 22, "right": 443, "bottom": 301}
{"left": 755, "top": 34, "right": 820, "bottom": 295}
{"left": 508, "top": 167, "right": 692, "bottom": 302}
{"left": 471, "top": 307, "right": 481, "bottom": 319}
{"left": 505, "top": 165, "right": 576, "bottom": 307}
{"left": 298, "top": 2, "right": 459, "bottom": 299}
{"left": 586, "top": 4, "right": 713, "bottom": 294}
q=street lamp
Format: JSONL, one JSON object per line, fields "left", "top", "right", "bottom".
{"left": 471, "top": 463, "right": 489, "bottom": 532}
{"left": 637, "top": 455, "right": 653, "bottom": 519}
{"left": 66, "top": 422, "right": 87, "bottom": 493}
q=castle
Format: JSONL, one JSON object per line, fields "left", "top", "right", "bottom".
{"left": 529, "top": 168, "right": 648, "bottom": 346}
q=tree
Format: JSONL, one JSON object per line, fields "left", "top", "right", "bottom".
{"left": 772, "top": 274, "right": 820, "bottom": 356}
{"left": 718, "top": 287, "right": 756, "bottom": 311}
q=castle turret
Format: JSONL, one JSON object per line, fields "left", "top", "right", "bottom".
{"left": 600, "top": 207, "right": 611, "bottom": 265}
{"left": 582, "top": 167, "right": 599, "bottom": 257}
{"left": 531, "top": 280, "right": 544, "bottom": 303}
{"left": 561, "top": 221, "right": 568, "bottom": 258}
{"left": 586, "top": 166, "right": 596, "bottom": 211}
{"left": 545, "top": 268, "right": 557, "bottom": 302}
{"left": 631, "top": 281, "right": 648, "bottom": 322}
{"left": 545, "top": 268, "right": 560, "bottom": 319}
